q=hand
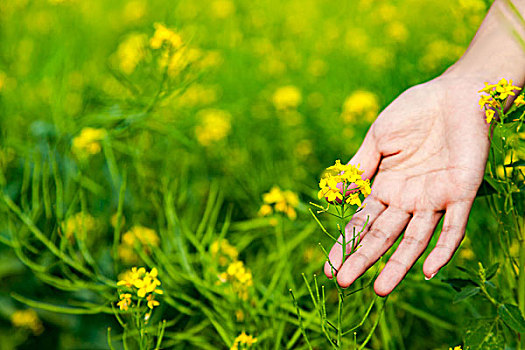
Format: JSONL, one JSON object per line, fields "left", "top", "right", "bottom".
{"left": 324, "top": 74, "right": 491, "bottom": 296}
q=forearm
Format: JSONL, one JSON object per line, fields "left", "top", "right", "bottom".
{"left": 445, "top": 0, "right": 525, "bottom": 85}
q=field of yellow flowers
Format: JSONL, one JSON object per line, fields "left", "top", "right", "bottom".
{"left": 1, "top": 0, "right": 523, "bottom": 349}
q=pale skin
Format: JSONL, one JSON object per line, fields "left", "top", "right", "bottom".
{"left": 325, "top": 0, "right": 525, "bottom": 296}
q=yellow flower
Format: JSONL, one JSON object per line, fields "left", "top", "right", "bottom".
{"left": 117, "top": 293, "right": 132, "bottom": 311}
{"left": 272, "top": 86, "right": 302, "bottom": 110}
{"left": 117, "top": 267, "right": 163, "bottom": 298}
{"left": 195, "top": 109, "right": 232, "bottom": 146}
{"left": 449, "top": 346, "right": 462, "bottom": 350}
{"left": 259, "top": 186, "right": 299, "bottom": 220}
{"left": 318, "top": 160, "right": 371, "bottom": 206}
{"left": 341, "top": 90, "right": 379, "bottom": 123}
{"left": 495, "top": 78, "right": 521, "bottom": 99}
{"left": 220, "top": 260, "right": 253, "bottom": 300}
{"left": 479, "top": 79, "right": 521, "bottom": 100}
{"left": 147, "top": 294, "right": 160, "bottom": 309}
{"left": 115, "top": 33, "right": 147, "bottom": 74}
{"left": 211, "top": 239, "right": 239, "bottom": 266}
{"left": 72, "top": 127, "right": 107, "bottom": 157}
{"left": 485, "top": 109, "right": 495, "bottom": 124}
{"left": 11, "top": 309, "right": 44, "bottom": 335}
{"left": 514, "top": 94, "right": 525, "bottom": 107}
{"left": 63, "top": 212, "right": 96, "bottom": 240}
{"left": 150, "top": 23, "right": 182, "bottom": 50}
{"left": 231, "top": 332, "right": 258, "bottom": 350}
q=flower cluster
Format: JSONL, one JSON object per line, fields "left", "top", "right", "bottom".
{"left": 478, "top": 78, "right": 523, "bottom": 123}
{"left": 72, "top": 127, "right": 107, "bottom": 158}
{"left": 118, "top": 225, "right": 160, "bottom": 264}
{"left": 63, "top": 212, "right": 97, "bottom": 241}
{"left": 318, "top": 160, "right": 371, "bottom": 206}
{"left": 258, "top": 186, "right": 299, "bottom": 220}
{"left": 117, "top": 267, "right": 163, "bottom": 311}
{"left": 210, "top": 238, "right": 239, "bottom": 266}
{"left": 230, "top": 331, "right": 257, "bottom": 350}
{"left": 217, "top": 260, "right": 253, "bottom": 300}
{"left": 11, "top": 309, "right": 44, "bottom": 335}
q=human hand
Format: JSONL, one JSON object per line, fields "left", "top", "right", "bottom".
{"left": 324, "top": 74, "right": 491, "bottom": 296}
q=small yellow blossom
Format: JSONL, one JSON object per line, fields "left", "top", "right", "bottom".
{"left": 117, "top": 267, "right": 163, "bottom": 298}
{"left": 63, "top": 212, "right": 96, "bottom": 240}
{"left": 485, "top": 109, "right": 495, "bottom": 124}
{"left": 115, "top": 33, "right": 147, "bottom": 75}
{"left": 118, "top": 225, "right": 160, "bottom": 264}
{"left": 231, "top": 331, "right": 257, "bottom": 350}
{"left": 341, "top": 90, "right": 379, "bottom": 123}
{"left": 150, "top": 23, "right": 182, "bottom": 50}
{"left": 479, "top": 79, "right": 521, "bottom": 100}
{"left": 259, "top": 186, "right": 299, "bottom": 220}
{"left": 72, "top": 127, "right": 107, "bottom": 157}
{"left": 147, "top": 294, "right": 160, "bottom": 309}
{"left": 195, "top": 109, "right": 232, "bottom": 146}
{"left": 11, "top": 309, "right": 44, "bottom": 335}
{"left": 211, "top": 239, "right": 239, "bottom": 266}
{"left": 219, "top": 260, "right": 253, "bottom": 300}
{"left": 514, "top": 94, "right": 525, "bottom": 107}
{"left": 449, "top": 346, "right": 462, "bottom": 350}
{"left": 117, "top": 293, "right": 132, "bottom": 311}
{"left": 318, "top": 160, "right": 371, "bottom": 206}
{"left": 272, "top": 86, "right": 302, "bottom": 110}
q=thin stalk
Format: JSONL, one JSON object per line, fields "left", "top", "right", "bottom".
{"left": 518, "top": 221, "right": 524, "bottom": 349}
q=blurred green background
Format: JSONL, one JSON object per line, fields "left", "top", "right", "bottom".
{"left": 0, "top": 0, "right": 501, "bottom": 349}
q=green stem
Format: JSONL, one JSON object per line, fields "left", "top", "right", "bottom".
{"left": 518, "top": 223, "right": 524, "bottom": 348}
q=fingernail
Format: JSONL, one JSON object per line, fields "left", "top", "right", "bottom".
{"left": 424, "top": 272, "right": 437, "bottom": 281}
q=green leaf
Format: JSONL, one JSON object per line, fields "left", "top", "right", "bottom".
{"left": 498, "top": 304, "right": 525, "bottom": 333}
{"left": 464, "top": 319, "right": 504, "bottom": 350}
{"left": 453, "top": 286, "right": 480, "bottom": 304}
{"left": 485, "top": 263, "right": 499, "bottom": 281}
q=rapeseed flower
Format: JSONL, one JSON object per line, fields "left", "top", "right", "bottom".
{"left": 230, "top": 331, "right": 257, "bottom": 350}
{"left": 117, "top": 267, "right": 163, "bottom": 309}
{"left": 115, "top": 33, "right": 147, "bottom": 74}
{"left": 478, "top": 79, "right": 522, "bottom": 123}
{"left": 150, "top": 23, "right": 182, "bottom": 50}
{"left": 218, "top": 260, "right": 253, "bottom": 300}
{"left": 117, "top": 293, "right": 132, "bottom": 311}
{"left": 341, "top": 90, "right": 379, "bottom": 123}
{"left": 514, "top": 94, "right": 525, "bottom": 107}
{"left": 63, "top": 212, "right": 96, "bottom": 241}
{"left": 11, "top": 309, "right": 44, "bottom": 335}
{"left": 118, "top": 225, "right": 160, "bottom": 264}
{"left": 72, "top": 127, "right": 107, "bottom": 158}
{"left": 318, "top": 160, "right": 371, "bottom": 207}
{"left": 211, "top": 239, "right": 239, "bottom": 266}
{"left": 272, "top": 86, "right": 302, "bottom": 110}
{"left": 259, "top": 186, "right": 299, "bottom": 220}
{"left": 195, "top": 109, "right": 232, "bottom": 146}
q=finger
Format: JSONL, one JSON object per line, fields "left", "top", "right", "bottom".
{"left": 336, "top": 206, "right": 411, "bottom": 288}
{"left": 324, "top": 196, "right": 386, "bottom": 278}
{"left": 423, "top": 201, "right": 473, "bottom": 279}
{"left": 347, "top": 127, "right": 381, "bottom": 180}
{"left": 374, "top": 211, "right": 442, "bottom": 296}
